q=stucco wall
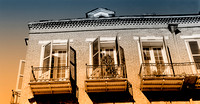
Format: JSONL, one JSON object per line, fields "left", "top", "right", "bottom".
{"left": 20, "top": 26, "right": 200, "bottom": 104}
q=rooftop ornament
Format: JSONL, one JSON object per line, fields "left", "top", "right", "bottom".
{"left": 86, "top": 8, "right": 115, "bottom": 18}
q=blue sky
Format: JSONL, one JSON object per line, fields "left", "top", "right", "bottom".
{"left": 0, "top": 0, "right": 199, "bottom": 21}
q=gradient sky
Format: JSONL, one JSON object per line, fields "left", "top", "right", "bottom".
{"left": 0, "top": 0, "right": 199, "bottom": 103}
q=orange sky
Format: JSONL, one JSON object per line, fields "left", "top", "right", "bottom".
{"left": 0, "top": 26, "right": 27, "bottom": 103}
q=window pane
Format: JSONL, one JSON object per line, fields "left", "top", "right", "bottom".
{"left": 143, "top": 48, "right": 151, "bottom": 61}
{"left": 44, "top": 43, "right": 51, "bottom": 58}
{"left": 193, "top": 56, "right": 200, "bottom": 69}
{"left": 93, "top": 54, "right": 99, "bottom": 65}
{"left": 43, "top": 57, "right": 50, "bottom": 67}
{"left": 153, "top": 48, "right": 164, "bottom": 64}
{"left": 189, "top": 41, "right": 200, "bottom": 54}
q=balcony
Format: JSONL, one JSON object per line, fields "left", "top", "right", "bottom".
{"left": 29, "top": 66, "right": 76, "bottom": 95}
{"left": 85, "top": 64, "right": 128, "bottom": 93}
{"left": 139, "top": 63, "right": 187, "bottom": 91}
{"left": 85, "top": 64, "right": 134, "bottom": 103}
{"left": 10, "top": 90, "right": 20, "bottom": 104}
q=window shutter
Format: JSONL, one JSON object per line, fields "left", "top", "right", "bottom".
{"left": 67, "top": 40, "right": 70, "bottom": 66}
{"left": 139, "top": 37, "right": 144, "bottom": 63}
{"left": 163, "top": 36, "right": 170, "bottom": 63}
{"left": 92, "top": 37, "right": 100, "bottom": 65}
{"left": 189, "top": 41, "right": 200, "bottom": 54}
{"left": 42, "top": 42, "right": 52, "bottom": 79}
{"left": 120, "top": 46, "right": 125, "bottom": 64}
{"left": 43, "top": 42, "right": 52, "bottom": 68}
{"left": 69, "top": 46, "right": 76, "bottom": 81}
{"left": 115, "top": 36, "right": 121, "bottom": 65}
{"left": 16, "top": 60, "right": 25, "bottom": 90}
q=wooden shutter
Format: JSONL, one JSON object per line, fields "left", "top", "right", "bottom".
{"left": 163, "top": 36, "right": 170, "bottom": 63}
{"left": 116, "top": 36, "right": 121, "bottom": 65}
{"left": 120, "top": 46, "right": 125, "bottom": 64}
{"left": 42, "top": 41, "right": 52, "bottom": 79}
{"left": 16, "top": 60, "right": 25, "bottom": 90}
{"left": 139, "top": 37, "right": 144, "bottom": 63}
{"left": 92, "top": 37, "right": 100, "bottom": 65}
{"left": 43, "top": 42, "right": 52, "bottom": 68}
{"left": 69, "top": 46, "right": 76, "bottom": 81}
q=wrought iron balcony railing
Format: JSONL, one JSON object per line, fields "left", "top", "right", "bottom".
{"left": 10, "top": 90, "right": 20, "bottom": 104}
{"left": 139, "top": 62, "right": 199, "bottom": 77}
{"left": 86, "top": 64, "right": 127, "bottom": 79}
{"left": 30, "top": 66, "right": 74, "bottom": 82}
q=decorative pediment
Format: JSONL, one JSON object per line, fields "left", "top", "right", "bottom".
{"left": 86, "top": 8, "right": 115, "bottom": 18}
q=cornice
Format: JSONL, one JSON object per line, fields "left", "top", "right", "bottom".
{"left": 28, "top": 14, "right": 200, "bottom": 31}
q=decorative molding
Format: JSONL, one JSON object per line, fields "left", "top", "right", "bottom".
{"left": 134, "top": 36, "right": 168, "bottom": 40}
{"left": 180, "top": 34, "right": 200, "bottom": 39}
{"left": 86, "top": 37, "right": 117, "bottom": 42}
{"left": 29, "top": 15, "right": 200, "bottom": 30}
{"left": 38, "top": 39, "right": 73, "bottom": 44}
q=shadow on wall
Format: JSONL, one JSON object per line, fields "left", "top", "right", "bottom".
{"left": 143, "top": 89, "right": 200, "bottom": 101}
{"left": 33, "top": 94, "right": 79, "bottom": 104}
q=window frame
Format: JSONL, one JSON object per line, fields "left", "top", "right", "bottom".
{"left": 39, "top": 40, "right": 70, "bottom": 80}
{"left": 89, "top": 36, "right": 122, "bottom": 66}
{"left": 138, "top": 38, "right": 169, "bottom": 64}
{"left": 185, "top": 39, "right": 200, "bottom": 72}
{"left": 138, "top": 36, "right": 172, "bottom": 75}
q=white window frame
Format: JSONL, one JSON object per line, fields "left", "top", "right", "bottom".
{"left": 39, "top": 40, "right": 69, "bottom": 80}
{"left": 137, "top": 36, "right": 172, "bottom": 75}
{"left": 185, "top": 39, "right": 200, "bottom": 74}
{"left": 39, "top": 40, "right": 68, "bottom": 67}
{"left": 137, "top": 37, "right": 169, "bottom": 64}
{"left": 88, "top": 37, "right": 119, "bottom": 66}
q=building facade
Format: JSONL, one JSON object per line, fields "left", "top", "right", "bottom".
{"left": 13, "top": 8, "right": 200, "bottom": 104}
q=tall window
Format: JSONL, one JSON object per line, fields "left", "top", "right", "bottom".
{"left": 140, "top": 41, "right": 170, "bottom": 76}
{"left": 187, "top": 41, "right": 200, "bottom": 69}
{"left": 91, "top": 37, "right": 124, "bottom": 66}
{"left": 41, "top": 40, "right": 76, "bottom": 80}
{"left": 89, "top": 37, "right": 126, "bottom": 78}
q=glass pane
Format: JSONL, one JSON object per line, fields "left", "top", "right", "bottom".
{"left": 153, "top": 48, "right": 164, "bottom": 64}
{"left": 189, "top": 41, "right": 200, "bottom": 54}
{"left": 43, "top": 57, "right": 50, "bottom": 73}
{"left": 153, "top": 48, "right": 165, "bottom": 75}
{"left": 93, "top": 54, "right": 99, "bottom": 65}
{"left": 194, "top": 56, "right": 200, "bottom": 69}
{"left": 44, "top": 43, "right": 51, "bottom": 58}
{"left": 143, "top": 48, "right": 151, "bottom": 63}
{"left": 43, "top": 57, "right": 50, "bottom": 67}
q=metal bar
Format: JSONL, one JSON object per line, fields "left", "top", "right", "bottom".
{"left": 31, "top": 66, "right": 70, "bottom": 81}
{"left": 31, "top": 66, "right": 36, "bottom": 81}
{"left": 86, "top": 64, "right": 126, "bottom": 79}
{"left": 140, "top": 62, "right": 199, "bottom": 77}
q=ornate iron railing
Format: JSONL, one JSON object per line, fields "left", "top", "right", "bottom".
{"left": 30, "top": 66, "right": 72, "bottom": 82}
{"left": 139, "top": 62, "right": 200, "bottom": 77}
{"left": 10, "top": 90, "right": 20, "bottom": 104}
{"left": 86, "top": 64, "right": 127, "bottom": 79}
